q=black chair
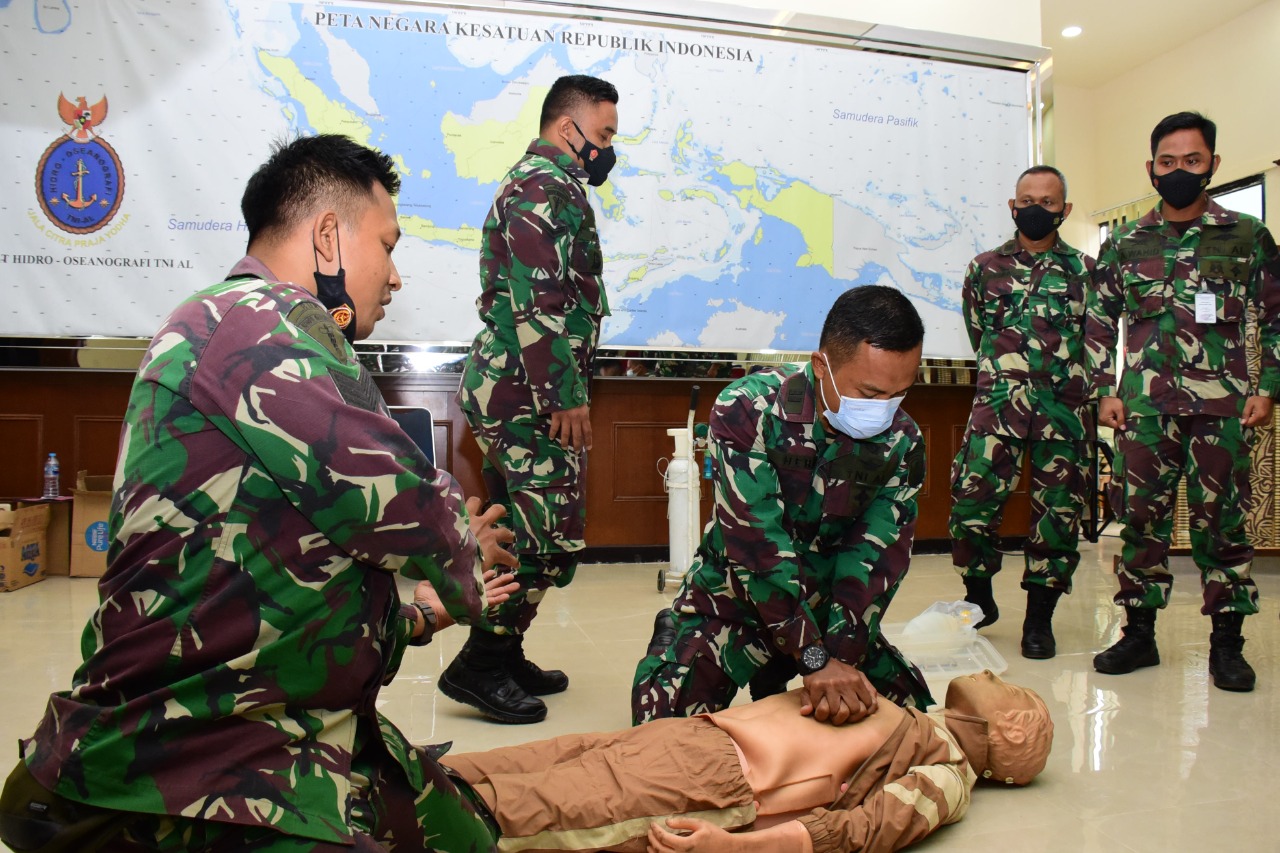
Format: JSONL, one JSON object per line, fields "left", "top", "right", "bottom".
{"left": 388, "top": 406, "right": 436, "bottom": 467}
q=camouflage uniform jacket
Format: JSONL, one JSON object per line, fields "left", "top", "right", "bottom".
{"left": 458, "top": 139, "right": 609, "bottom": 419}
{"left": 962, "top": 235, "right": 1095, "bottom": 440}
{"left": 687, "top": 363, "right": 926, "bottom": 663}
{"left": 1086, "top": 198, "right": 1280, "bottom": 417}
{"left": 21, "top": 257, "right": 488, "bottom": 845}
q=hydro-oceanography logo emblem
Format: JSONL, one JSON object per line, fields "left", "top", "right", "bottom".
{"left": 36, "top": 93, "right": 125, "bottom": 235}
{"left": 329, "top": 304, "right": 355, "bottom": 330}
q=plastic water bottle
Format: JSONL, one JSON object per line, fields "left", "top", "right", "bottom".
{"left": 42, "top": 452, "right": 60, "bottom": 498}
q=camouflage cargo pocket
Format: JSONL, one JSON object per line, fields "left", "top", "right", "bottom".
{"left": 766, "top": 446, "right": 818, "bottom": 507}
{"left": 821, "top": 447, "right": 894, "bottom": 519}
{"left": 981, "top": 273, "right": 1024, "bottom": 329}
{"left": 512, "top": 484, "right": 586, "bottom": 552}
{"left": 1195, "top": 256, "right": 1248, "bottom": 322}
{"left": 571, "top": 220, "right": 606, "bottom": 314}
{"left": 1124, "top": 278, "right": 1167, "bottom": 319}
{"left": 1033, "top": 290, "right": 1084, "bottom": 330}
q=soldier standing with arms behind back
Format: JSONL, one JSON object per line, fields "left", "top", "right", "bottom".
{"left": 951, "top": 166, "right": 1095, "bottom": 660}
{"left": 1087, "top": 111, "right": 1280, "bottom": 692}
{"left": 444, "top": 75, "right": 619, "bottom": 724}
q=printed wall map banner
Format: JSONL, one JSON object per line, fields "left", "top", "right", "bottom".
{"left": 0, "top": 0, "right": 1031, "bottom": 356}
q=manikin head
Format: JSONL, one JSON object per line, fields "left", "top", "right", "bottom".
{"left": 942, "top": 671, "right": 1053, "bottom": 786}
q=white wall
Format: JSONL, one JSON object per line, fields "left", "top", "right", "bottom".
{"left": 1052, "top": 83, "right": 1101, "bottom": 252}
{"left": 741, "top": 0, "right": 1040, "bottom": 44}
{"left": 1054, "top": 0, "right": 1280, "bottom": 254}
{"left": 1091, "top": 0, "right": 1280, "bottom": 208}
{"left": 594, "top": 0, "right": 1041, "bottom": 47}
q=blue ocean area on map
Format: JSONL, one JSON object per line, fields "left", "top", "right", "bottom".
{"left": 620, "top": 224, "right": 890, "bottom": 349}
{"left": 282, "top": 6, "right": 498, "bottom": 229}
{"left": 245, "top": 0, "right": 1023, "bottom": 353}
{"left": 1, "top": 0, "right": 1025, "bottom": 344}
{"left": 278, "top": 4, "right": 644, "bottom": 236}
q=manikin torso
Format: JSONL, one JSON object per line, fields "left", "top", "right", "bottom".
{"left": 708, "top": 689, "right": 908, "bottom": 827}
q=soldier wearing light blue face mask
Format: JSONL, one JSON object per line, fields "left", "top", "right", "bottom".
{"left": 633, "top": 285, "right": 932, "bottom": 726}
{"left": 811, "top": 296, "right": 922, "bottom": 445}
{"left": 815, "top": 351, "right": 907, "bottom": 439}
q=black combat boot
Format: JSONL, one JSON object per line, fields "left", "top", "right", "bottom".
{"left": 1208, "top": 612, "right": 1255, "bottom": 692}
{"left": 646, "top": 608, "right": 677, "bottom": 658}
{"left": 507, "top": 634, "right": 569, "bottom": 696}
{"left": 1093, "top": 607, "right": 1159, "bottom": 674}
{"left": 962, "top": 575, "right": 999, "bottom": 628}
{"left": 1021, "top": 585, "right": 1063, "bottom": 660}
{"left": 439, "top": 628, "right": 547, "bottom": 724}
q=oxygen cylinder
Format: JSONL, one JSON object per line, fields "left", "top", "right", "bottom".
{"left": 665, "top": 427, "right": 696, "bottom": 582}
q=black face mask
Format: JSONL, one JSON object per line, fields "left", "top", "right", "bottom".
{"left": 313, "top": 228, "right": 357, "bottom": 344}
{"left": 1150, "top": 166, "right": 1212, "bottom": 211}
{"left": 572, "top": 120, "right": 616, "bottom": 187}
{"left": 1011, "top": 204, "right": 1063, "bottom": 242}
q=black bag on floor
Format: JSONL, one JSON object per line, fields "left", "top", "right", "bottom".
{"left": 0, "top": 758, "right": 131, "bottom": 852}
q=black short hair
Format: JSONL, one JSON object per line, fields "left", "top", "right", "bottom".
{"left": 1150, "top": 111, "right": 1217, "bottom": 157}
{"left": 539, "top": 75, "right": 619, "bottom": 131}
{"left": 820, "top": 285, "right": 924, "bottom": 361}
{"left": 241, "top": 134, "right": 400, "bottom": 247}
{"left": 1016, "top": 165, "right": 1068, "bottom": 201}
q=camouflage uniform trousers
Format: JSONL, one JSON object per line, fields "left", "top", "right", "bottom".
{"left": 466, "top": 409, "right": 584, "bottom": 634}
{"left": 1114, "top": 414, "right": 1260, "bottom": 615}
{"left": 949, "top": 430, "right": 1086, "bottom": 592}
{"left": 631, "top": 593, "right": 934, "bottom": 726}
{"left": 5, "top": 743, "right": 497, "bottom": 853}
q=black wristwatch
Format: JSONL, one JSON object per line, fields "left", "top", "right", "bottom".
{"left": 409, "top": 600, "right": 438, "bottom": 647}
{"left": 797, "top": 642, "right": 830, "bottom": 675}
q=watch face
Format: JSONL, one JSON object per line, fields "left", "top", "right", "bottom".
{"left": 801, "top": 644, "right": 828, "bottom": 673}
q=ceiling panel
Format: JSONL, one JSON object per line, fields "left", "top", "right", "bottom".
{"left": 1041, "top": 0, "right": 1271, "bottom": 88}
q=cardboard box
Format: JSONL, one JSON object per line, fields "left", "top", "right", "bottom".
{"left": 0, "top": 497, "right": 71, "bottom": 575}
{"left": 43, "top": 498, "right": 72, "bottom": 575}
{"left": 0, "top": 502, "right": 51, "bottom": 592}
{"left": 71, "top": 472, "right": 114, "bottom": 578}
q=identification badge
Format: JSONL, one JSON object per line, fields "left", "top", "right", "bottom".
{"left": 1195, "top": 290, "right": 1217, "bottom": 323}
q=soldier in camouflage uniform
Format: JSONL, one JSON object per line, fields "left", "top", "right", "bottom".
{"left": 633, "top": 286, "right": 935, "bottom": 726}
{"left": 1087, "top": 112, "right": 1280, "bottom": 692}
{"left": 446, "top": 76, "right": 619, "bottom": 725}
{"left": 0, "top": 136, "right": 518, "bottom": 852}
{"left": 949, "top": 166, "right": 1095, "bottom": 661}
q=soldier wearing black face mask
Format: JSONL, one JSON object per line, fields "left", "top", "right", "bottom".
{"left": 1085, "top": 111, "right": 1280, "bottom": 693}
{"left": 950, "top": 165, "right": 1096, "bottom": 662}
{"left": 448, "top": 74, "right": 621, "bottom": 724}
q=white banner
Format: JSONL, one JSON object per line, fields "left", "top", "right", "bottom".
{"left": 1, "top": 0, "right": 1030, "bottom": 357}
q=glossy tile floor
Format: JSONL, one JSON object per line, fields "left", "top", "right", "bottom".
{"left": 2, "top": 532, "right": 1277, "bottom": 852}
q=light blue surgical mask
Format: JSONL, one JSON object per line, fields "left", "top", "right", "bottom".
{"left": 818, "top": 352, "right": 904, "bottom": 439}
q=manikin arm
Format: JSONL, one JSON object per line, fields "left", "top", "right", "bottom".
{"left": 647, "top": 816, "right": 812, "bottom": 852}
